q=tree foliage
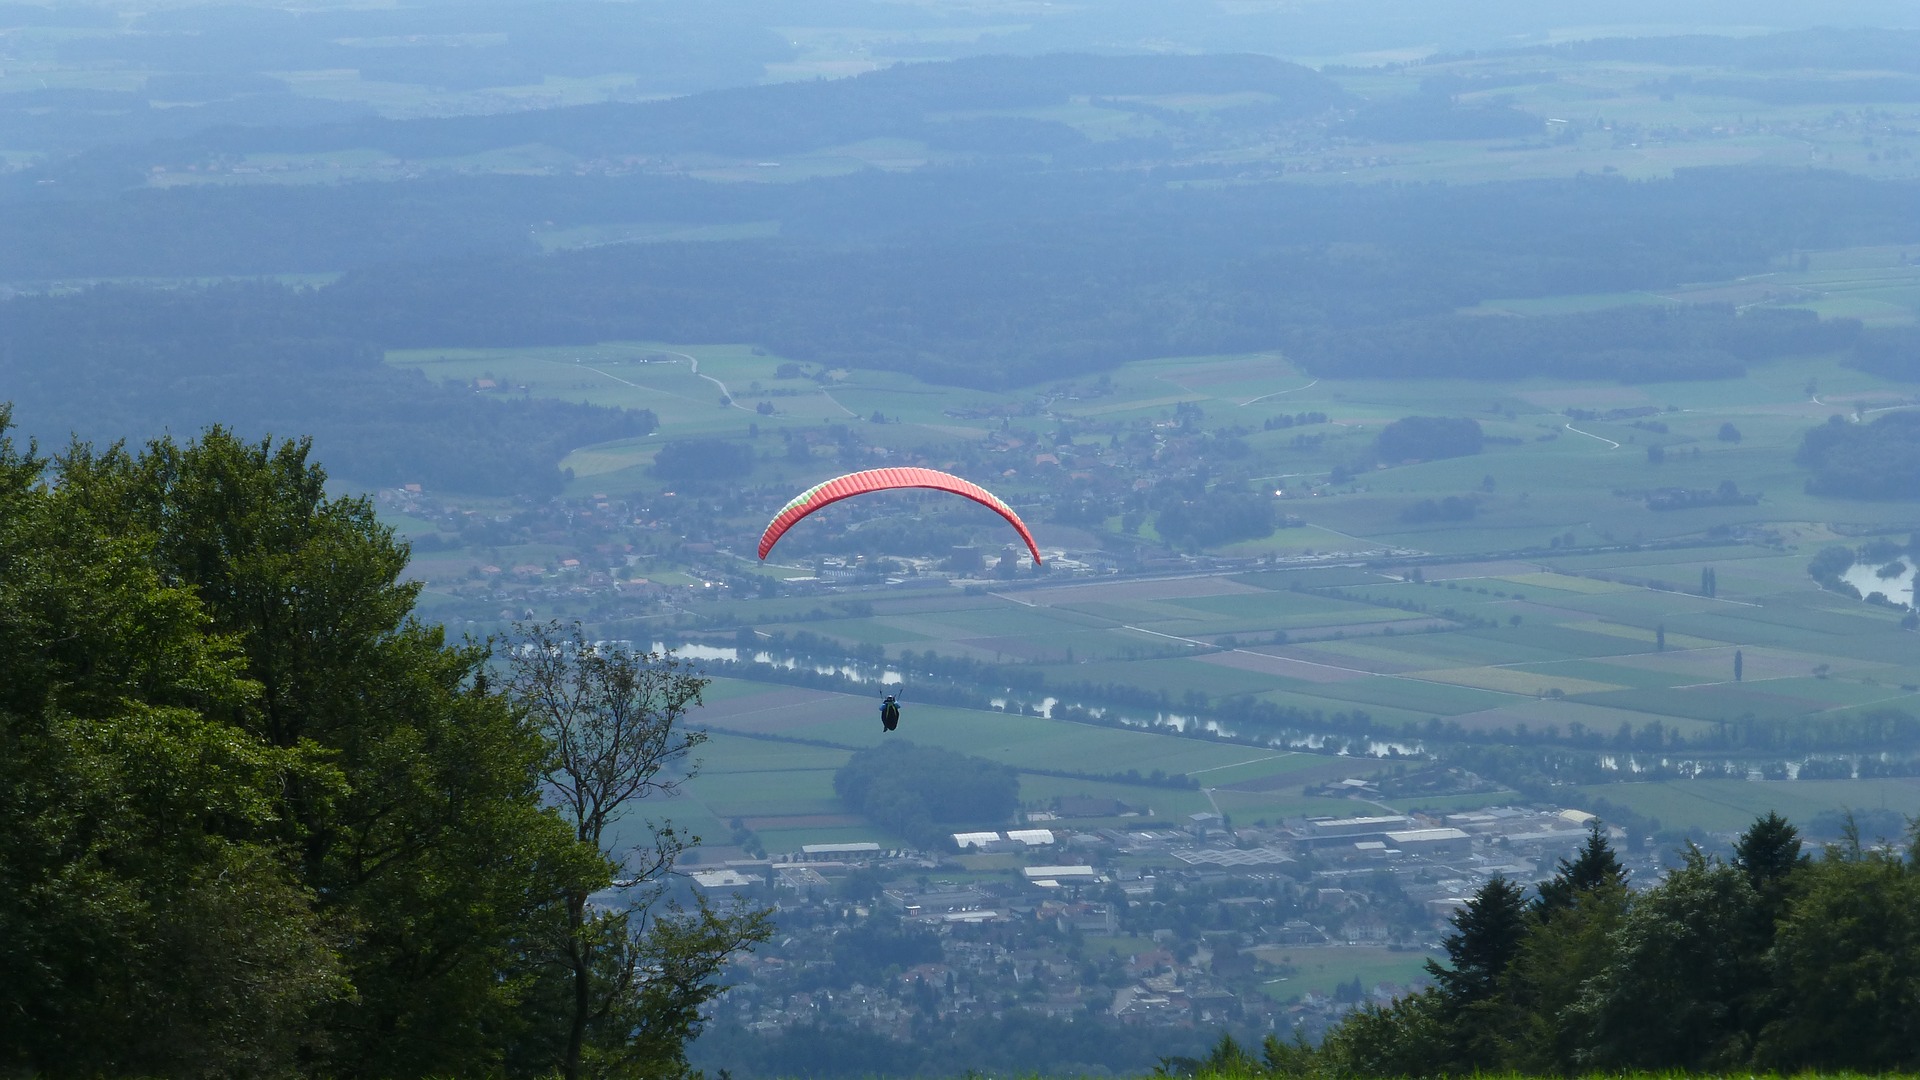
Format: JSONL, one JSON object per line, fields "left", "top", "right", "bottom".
{"left": 1374, "top": 416, "right": 1483, "bottom": 463}
{"left": 833, "top": 740, "right": 1019, "bottom": 851}
{"left": 1290, "top": 813, "right": 1920, "bottom": 1077}
{"left": 0, "top": 414, "right": 762, "bottom": 1078}
{"left": 1796, "top": 411, "right": 1920, "bottom": 500}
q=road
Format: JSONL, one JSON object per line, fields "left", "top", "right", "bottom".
{"left": 1563, "top": 422, "right": 1621, "bottom": 449}
{"left": 660, "top": 350, "right": 757, "bottom": 413}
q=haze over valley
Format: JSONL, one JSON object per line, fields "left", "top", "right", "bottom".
{"left": 6, "top": 3, "right": 1920, "bottom": 1077}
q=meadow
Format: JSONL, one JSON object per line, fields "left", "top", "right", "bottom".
{"left": 661, "top": 677, "right": 1392, "bottom": 853}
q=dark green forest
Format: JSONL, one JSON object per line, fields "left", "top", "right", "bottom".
{"left": 5, "top": 163, "right": 1915, "bottom": 490}
{"left": 833, "top": 742, "right": 1019, "bottom": 852}
{"left": 0, "top": 414, "right": 762, "bottom": 1078}
{"left": 1795, "top": 412, "right": 1920, "bottom": 500}
{"left": 1177, "top": 816, "right": 1920, "bottom": 1078}
{"left": 7, "top": 48, "right": 1920, "bottom": 494}
{"left": 0, "top": 285, "right": 654, "bottom": 495}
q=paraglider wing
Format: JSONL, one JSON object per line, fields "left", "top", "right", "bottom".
{"left": 758, "top": 467, "right": 1042, "bottom": 564}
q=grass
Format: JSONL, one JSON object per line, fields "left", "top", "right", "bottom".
{"left": 1576, "top": 778, "right": 1920, "bottom": 835}
{"left": 1250, "top": 945, "right": 1436, "bottom": 1002}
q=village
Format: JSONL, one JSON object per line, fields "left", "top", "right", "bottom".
{"left": 684, "top": 797, "right": 1646, "bottom": 1042}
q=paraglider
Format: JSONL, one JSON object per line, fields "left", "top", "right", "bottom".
{"left": 757, "top": 467, "right": 1042, "bottom": 565}
{"left": 880, "top": 694, "right": 900, "bottom": 732}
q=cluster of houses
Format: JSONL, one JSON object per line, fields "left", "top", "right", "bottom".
{"left": 691, "top": 803, "right": 1634, "bottom": 1040}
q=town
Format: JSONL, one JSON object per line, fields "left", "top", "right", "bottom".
{"left": 685, "top": 795, "right": 1634, "bottom": 1042}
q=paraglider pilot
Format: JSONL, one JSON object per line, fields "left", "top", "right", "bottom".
{"left": 880, "top": 694, "right": 900, "bottom": 733}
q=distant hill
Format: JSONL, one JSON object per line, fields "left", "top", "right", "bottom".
{"left": 140, "top": 52, "right": 1347, "bottom": 161}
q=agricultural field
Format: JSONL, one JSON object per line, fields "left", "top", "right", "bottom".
{"left": 1250, "top": 946, "right": 1438, "bottom": 1001}
{"left": 1573, "top": 778, "right": 1920, "bottom": 835}
{"left": 665, "top": 678, "right": 1391, "bottom": 851}
{"left": 383, "top": 240, "right": 1920, "bottom": 847}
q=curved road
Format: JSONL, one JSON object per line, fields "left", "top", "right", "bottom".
{"left": 1563, "top": 422, "right": 1621, "bottom": 449}
{"left": 660, "top": 350, "right": 756, "bottom": 413}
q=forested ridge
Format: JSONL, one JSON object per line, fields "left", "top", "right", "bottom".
{"left": 4, "top": 166, "right": 1914, "bottom": 482}
{"left": 7, "top": 49, "right": 1920, "bottom": 488}
{"left": 0, "top": 414, "right": 763, "bottom": 1078}
{"left": 0, "top": 284, "right": 654, "bottom": 496}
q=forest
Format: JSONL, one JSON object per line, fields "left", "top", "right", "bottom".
{"left": 833, "top": 742, "right": 1020, "bottom": 852}
{"left": 1795, "top": 412, "right": 1920, "bottom": 500}
{"left": 0, "top": 417, "right": 763, "bottom": 1077}
{"left": 4, "top": 162, "right": 1913, "bottom": 491}
{"left": 0, "top": 284, "right": 652, "bottom": 495}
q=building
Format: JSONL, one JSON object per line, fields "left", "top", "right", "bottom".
{"left": 1005, "top": 828, "right": 1056, "bottom": 847}
{"left": 1383, "top": 827, "right": 1473, "bottom": 859}
{"left": 1303, "top": 814, "right": 1413, "bottom": 841}
{"left": 1023, "top": 865, "right": 1098, "bottom": 885}
{"left": 689, "top": 868, "right": 759, "bottom": 891}
{"left": 798, "top": 842, "right": 882, "bottom": 862}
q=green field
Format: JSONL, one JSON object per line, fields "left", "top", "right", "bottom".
{"left": 383, "top": 240, "right": 1920, "bottom": 845}
{"left": 1251, "top": 946, "right": 1438, "bottom": 1002}
{"left": 673, "top": 679, "right": 1401, "bottom": 849}
{"left": 1576, "top": 778, "right": 1920, "bottom": 835}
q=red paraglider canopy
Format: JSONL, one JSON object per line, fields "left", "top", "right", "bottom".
{"left": 758, "top": 467, "right": 1042, "bottom": 564}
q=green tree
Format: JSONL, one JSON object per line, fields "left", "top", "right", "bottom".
{"left": 0, "top": 420, "right": 770, "bottom": 1078}
{"left": 1756, "top": 836, "right": 1920, "bottom": 1071}
{"left": 89, "top": 430, "right": 588, "bottom": 1076}
{"left": 1501, "top": 877, "right": 1628, "bottom": 1073}
{"left": 1733, "top": 811, "right": 1807, "bottom": 918}
{"left": 1423, "top": 876, "right": 1529, "bottom": 1070}
{"left": 0, "top": 419, "right": 348, "bottom": 1075}
{"left": 506, "top": 622, "right": 771, "bottom": 1080}
{"left": 1533, "top": 821, "right": 1628, "bottom": 919}
{"left": 1317, "top": 989, "right": 1450, "bottom": 1079}
{"left": 1576, "top": 848, "right": 1768, "bottom": 1071}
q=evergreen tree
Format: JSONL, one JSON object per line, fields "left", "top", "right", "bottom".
{"left": 1302, "top": 813, "right": 1920, "bottom": 1078}
{"left": 1424, "top": 876, "right": 1529, "bottom": 1071}
{"left": 1429, "top": 876, "right": 1529, "bottom": 1004}
{"left": 1533, "top": 821, "right": 1628, "bottom": 918}
{"left": 1500, "top": 876, "right": 1627, "bottom": 1073}
{"left": 1733, "top": 811, "right": 1807, "bottom": 912}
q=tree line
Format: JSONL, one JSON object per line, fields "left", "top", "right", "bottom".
{"left": 4, "top": 165, "right": 1911, "bottom": 486}
{"left": 1185, "top": 813, "right": 1920, "bottom": 1076}
{"left": 0, "top": 286, "right": 653, "bottom": 495}
{"left": 1796, "top": 411, "right": 1920, "bottom": 500}
{"left": 0, "top": 414, "right": 764, "bottom": 1078}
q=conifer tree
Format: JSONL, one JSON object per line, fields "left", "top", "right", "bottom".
{"left": 1734, "top": 811, "right": 1806, "bottom": 913}
{"left": 1534, "top": 821, "right": 1628, "bottom": 918}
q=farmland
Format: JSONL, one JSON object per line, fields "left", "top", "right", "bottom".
{"left": 384, "top": 243, "right": 1920, "bottom": 846}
